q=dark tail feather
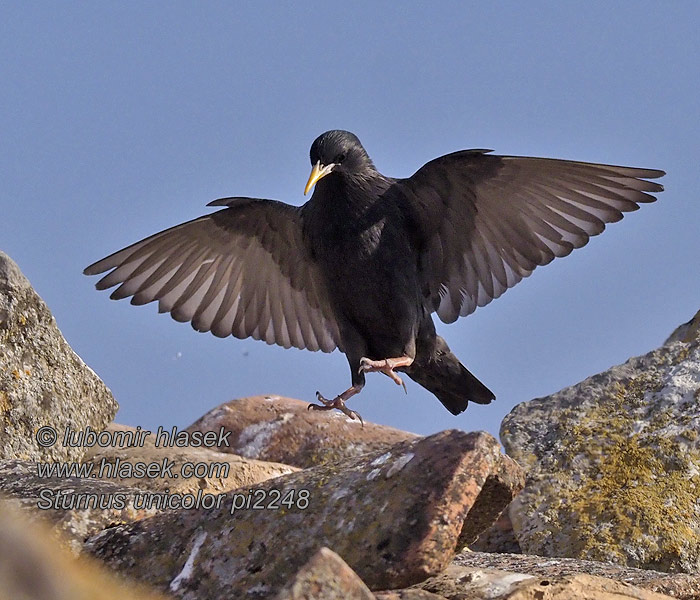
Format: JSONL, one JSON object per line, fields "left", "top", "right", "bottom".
{"left": 403, "top": 336, "right": 495, "bottom": 415}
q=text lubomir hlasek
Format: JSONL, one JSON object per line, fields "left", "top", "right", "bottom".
{"left": 61, "top": 425, "right": 231, "bottom": 448}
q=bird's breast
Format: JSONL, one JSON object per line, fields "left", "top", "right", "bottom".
{"left": 356, "top": 217, "right": 386, "bottom": 258}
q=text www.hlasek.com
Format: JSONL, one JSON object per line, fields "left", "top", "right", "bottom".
{"left": 36, "top": 457, "right": 228, "bottom": 480}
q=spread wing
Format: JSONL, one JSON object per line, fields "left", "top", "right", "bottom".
{"left": 84, "top": 197, "right": 341, "bottom": 352}
{"left": 398, "top": 151, "right": 664, "bottom": 323}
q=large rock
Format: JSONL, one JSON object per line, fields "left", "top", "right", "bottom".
{"left": 0, "top": 424, "right": 297, "bottom": 553}
{"left": 470, "top": 510, "right": 521, "bottom": 554}
{"left": 385, "top": 560, "right": 679, "bottom": 599}
{"left": 86, "top": 430, "right": 524, "bottom": 599}
{"left": 408, "top": 563, "right": 534, "bottom": 599}
{"left": 375, "top": 591, "right": 445, "bottom": 600}
{"left": 501, "top": 311, "right": 700, "bottom": 572}
{"left": 449, "top": 552, "right": 700, "bottom": 599}
{"left": 273, "top": 547, "right": 375, "bottom": 600}
{"left": 185, "top": 395, "right": 418, "bottom": 468}
{"left": 666, "top": 309, "right": 700, "bottom": 345}
{"left": 0, "top": 251, "right": 117, "bottom": 462}
{"left": 500, "top": 574, "right": 675, "bottom": 600}
{"left": 0, "top": 503, "right": 168, "bottom": 600}
{"left": 0, "top": 459, "right": 156, "bottom": 554}
{"left": 457, "top": 451, "right": 525, "bottom": 550}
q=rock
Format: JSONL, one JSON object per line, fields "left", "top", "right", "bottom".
{"left": 414, "top": 562, "right": 676, "bottom": 599}
{"left": 185, "top": 395, "right": 418, "bottom": 468}
{"left": 666, "top": 309, "right": 700, "bottom": 345}
{"left": 0, "top": 251, "right": 118, "bottom": 462}
{"left": 273, "top": 547, "right": 375, "bottom": 600}
{"left": 375, "top": 591, "right": 446, "bottom": 600}
{"left": 83, "top": 423, "right": 298, "bottom": 495}
{"left": 502, "top": 574, "right": 674, "bottom": 599}
{"left": 501, "top": 311, "right": 700, "bottom": 572}
{"left": 452, "top": 551, "right": 700, "bottom": 599}
{"left": 412, "top": 563, "right": 534, "bottom": 599}
{"left": 0, "top": 459, "right": 156, "bottom": 554}
{"left": 86, "top": 430, "right": 524, "bottom": 599}
{"left": 470, "top": 510, "right": 521, "bottom": 554}
{"left": 644, "top": 574, "right": 700, "bottom": 600}
{"left": 0, "top": 424, "right": 296, "bottom": 553}
{"left": 0, "top": 503, "right": 168, "bottom": 600}
{"left": 458, "top": 452, "right": 524, "bottom": 550}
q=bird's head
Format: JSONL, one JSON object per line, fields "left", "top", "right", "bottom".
{"left": 304, "top": 130, "right": 375, "bottom": 195}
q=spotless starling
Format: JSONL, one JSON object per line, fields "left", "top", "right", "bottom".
{"left": 85, "top": 131, "right": 664, "bottom": 422}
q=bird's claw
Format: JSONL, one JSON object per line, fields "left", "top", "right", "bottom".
{"left": 308, "top": 392, "right": 364, "bottom": 426}
{"left": 310, "top": 391, "right": 334, "bottom": 407}
{"left": 358, "top": 357, "right": 407, "bottom": 390}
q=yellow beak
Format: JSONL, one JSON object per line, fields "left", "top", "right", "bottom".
{"left": 304, "top": 161, "right": 335, "bottom": 195}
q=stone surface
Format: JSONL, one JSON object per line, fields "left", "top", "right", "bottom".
{"left": 414, "top": 562, "right": 677, "bottom": 599}
{"left": 470, "top": 510, "right": 521, "bottom": 554}
{"left": 502, "top": 574, "right": 673, "bottom": 599}
{"left": 666, "top": 310, "right": 700, "bottom": 345}
{"left": 0, "top": 503, "right": 168, "bottom": 600}
{"left": 273, "top": 547, "right": 375, "bottom": 600}
{"left": 453, "top": 552, "right": 700, "bottom": 599}
{"left": 83, "top": 423, "right": 298, "bottom": 494}
{"left": 0, "top": 251, "right": 118, "bottom": 462}
{"left": 458, "top": 453, "right": 524, "bottom": 550}
{"left": 376, "top": 591, "right": 446, "bottom": 600}
{"left": 0, "top": 459, "right": 156, "bottom": 554}
{"left": 645, "top": 575, "right": 700, "bottom": 600}
{"left": 1, "top": 425, "right": 296, "bottom": 554}
{"left": 185, "top": 395, "right": 418, "bottom": 468}
{"left": 413, "top": 563, "right": 534, "bottom": 599}
{"left": 501, "top": 311, "right": 700, "bottom": 572}
{"left": 86, "top": 430, "right": 524, "bottom": 599}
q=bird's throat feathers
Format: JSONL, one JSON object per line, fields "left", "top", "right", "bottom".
{"left": 313, "top": 169, "right": 390, "bottom": 217}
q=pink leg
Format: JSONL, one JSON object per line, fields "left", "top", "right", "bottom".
{"left": 308, "top": 385, "right": 364, "bottom": 425}
{"left": 358, "top": 356, "right": 414, "bottom": 393}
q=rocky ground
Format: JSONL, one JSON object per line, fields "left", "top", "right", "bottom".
{"left": 1, "top": 250, "right": 699, "bottom": 600}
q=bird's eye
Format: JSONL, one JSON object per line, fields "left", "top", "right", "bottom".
{"left": 333, "top": 153, "right": 346, "bottom": 164}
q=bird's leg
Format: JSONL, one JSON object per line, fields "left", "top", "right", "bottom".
{"left": 308, "top": 385, "right": 364, "bottom": 425}
{"left": 358, "top": 356, "right": 414, "bottom": 394}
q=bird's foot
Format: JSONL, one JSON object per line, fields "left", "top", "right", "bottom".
{"left": 308, "top": 391, "right": 364, "bottom": 425}
{"left": 358, "top": 356, "right": 414, "bottom": 394}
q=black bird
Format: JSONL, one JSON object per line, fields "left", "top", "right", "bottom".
{"left": 84, "top": 130, "right": 664, "bottom": 422}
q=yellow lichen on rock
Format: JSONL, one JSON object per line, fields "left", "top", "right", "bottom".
{"left": 503, "top": 315, "right": 700, "bottom": 572}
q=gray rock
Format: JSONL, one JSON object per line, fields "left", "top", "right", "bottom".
{"left": 1, "top": 437, "right": 295, "bottom": 556}
{"left": 411, "top": 563, "right": 534, "bottom": 599}
{"left": 396, "top": 558, "right": 681, "bottom": 599}
{"left": 458, "top": 451, "right": 525, "bottom": 550}
{"left": 452, "top": 552, "right": 700, "bottom": 599}
{"left": 0, "top": 459, "right": 156, "bottom": 554}
{"left": 501, "top": 311, "right": 700, "bottom": 572}
{"left": 666, "top": 309, "right": 700, "bottom": 345}
{"left": 0, "top": 251, "right": 118, "bottom": 462}
{"left": 376, "top": 590, "right": 446, "bottom": 600}
{"left": 502, "top": 575, "right": 676, "bottom": 600}
{"left": 273, "top": 547, "right": 376, "bottom": 600}
{"left": 85, "top": 430, "right": 524, "bottom": 599}
{"left": 185, "top": 395, "right": 418, "bottom": 468}
{"left": 470, "top": 510, "right": 521, "bottom": 554}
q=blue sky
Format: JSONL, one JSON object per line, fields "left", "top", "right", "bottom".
{"left": 2, "top": 3, "right": 698, "bottom": 438}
